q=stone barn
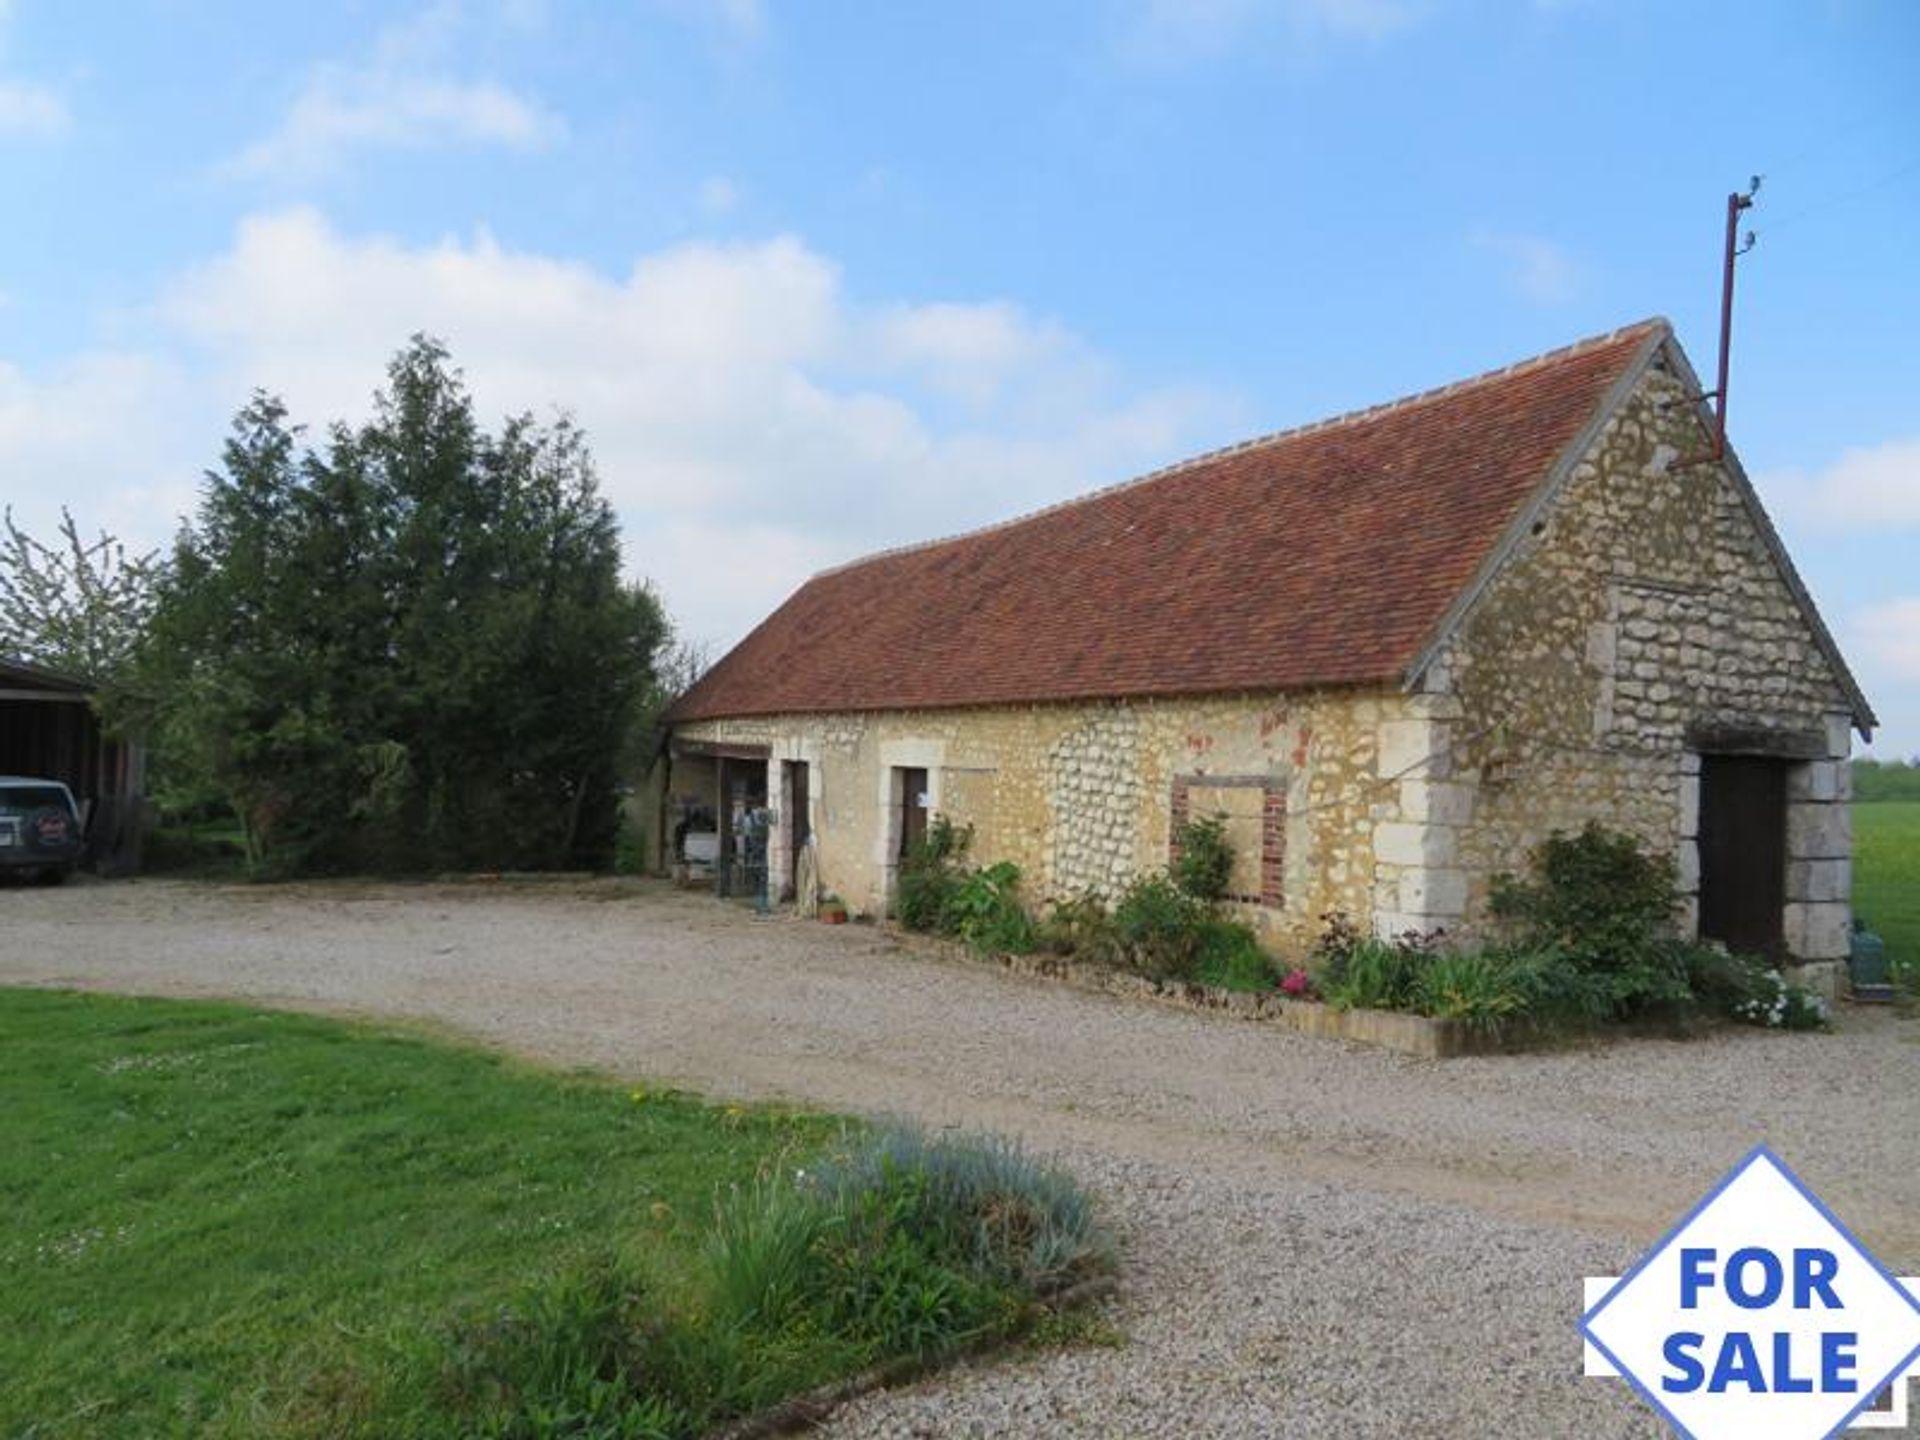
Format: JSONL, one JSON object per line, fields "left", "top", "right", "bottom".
{"left": 663, "top": 318, "right": 1873, "bottom": 990}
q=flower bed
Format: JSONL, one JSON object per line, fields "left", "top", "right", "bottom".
{"left": 886, "top": 819, "right": 1828, "bottom": 1057}
{"left": 895, "top": 928, "right": 1536, "bottom": 1058}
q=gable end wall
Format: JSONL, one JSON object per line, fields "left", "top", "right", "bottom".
{"left": 1423, "top": 359, "right": 1856, "bottom": 984}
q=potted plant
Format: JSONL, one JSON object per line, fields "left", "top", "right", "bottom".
{"left": 818, "top": 893, "right": 849, "bottom": 924}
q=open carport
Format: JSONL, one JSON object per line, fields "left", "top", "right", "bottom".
{"left": 0, "top": 657, "right": 144, "bottom": 873}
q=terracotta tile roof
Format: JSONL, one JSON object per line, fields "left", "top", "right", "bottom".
{"left": 670, "top": 319, "right": 1666, "bottom": 722}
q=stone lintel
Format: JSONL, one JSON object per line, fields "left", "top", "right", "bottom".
{"left": 1684, "top": 722, "right": 1826, "bottom": 760}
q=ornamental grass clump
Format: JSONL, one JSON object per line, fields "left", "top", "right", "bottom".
{"left": 333, "top": 1125, "right": 1109, "bottom": 1440}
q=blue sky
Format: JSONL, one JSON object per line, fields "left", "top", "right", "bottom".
{"left": 3, "top": 0, "right": 1916, "bottom": 752}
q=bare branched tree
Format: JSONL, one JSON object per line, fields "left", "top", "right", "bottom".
{"left": 654, "top": 634, "right": 714, "bottom": 700}
{"left": 0, "top": 507, "right": 159, "bottom": 681}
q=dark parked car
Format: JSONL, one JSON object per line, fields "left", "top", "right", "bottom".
{"left": 0, "top": 777, "right": 85, "bottom": 883}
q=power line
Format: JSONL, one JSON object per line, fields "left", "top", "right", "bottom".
{"left": 1765, "top": 110, "right": 1898, "bottom": 180}
{"left": 1759, "top": 156, "right": 1920, "bottom": 237}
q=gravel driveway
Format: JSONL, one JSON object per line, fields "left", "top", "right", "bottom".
{"left": 7, "top": 876, "right": 1917, "bottom": 1436}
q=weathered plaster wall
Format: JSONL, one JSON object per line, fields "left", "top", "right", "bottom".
{"left": 1426, "top": 356, "right": 1857, "bottom": 980}
{"left": 672, "top": 688, "right": 1415, "bottom": 957}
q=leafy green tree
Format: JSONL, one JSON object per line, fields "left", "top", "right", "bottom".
{"left": 0, "top": 507, "right": 158, "bottom": 680}
{"left": 128, "top": 337, "right": 665, "bottom": 875}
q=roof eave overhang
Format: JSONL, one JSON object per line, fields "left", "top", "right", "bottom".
{"left": 0, "top": 656, "right": 95, "bottom": 693}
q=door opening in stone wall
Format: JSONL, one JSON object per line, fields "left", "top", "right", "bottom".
{"left": 716, "top": 756, "right": 770, "bottom": 901}
{"left": 896, "top": 766, "right": 929, "bottom": 861}
{"left": 782, "top": 760, "right": 810, "bottom": 900}
{"left": 1698, "top": 754, "right": 1788, "bottom": 961}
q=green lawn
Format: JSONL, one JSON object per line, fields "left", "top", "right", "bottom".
{"left": 0, "top": 989, "right": 835, "bottom": 1437}
{"left": 1854, "top": 800, "right": 1920, "bottom": 992}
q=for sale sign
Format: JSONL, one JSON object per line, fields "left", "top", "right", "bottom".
{"left": 1582, "top": 1146, "right": 1920, "bottom": 1438}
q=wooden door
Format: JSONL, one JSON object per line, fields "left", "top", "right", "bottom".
{"left": 1698, "top": 755, "right": 1787, "bottom": 960}
{"left": 898, "top": 767, "right": 928, "bottom": 860}
{"left": 785, "top": 761, "right": 810, "bottom": 892}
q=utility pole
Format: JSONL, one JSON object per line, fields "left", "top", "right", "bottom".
{"left": 1677, "top": 176, "right": 1760, "bottom": 469}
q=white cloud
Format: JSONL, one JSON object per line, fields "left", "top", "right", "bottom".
{"left": 638, "top": 0, "right": 766, "bottom": 53}
{"left": 871, "top": 300, "right": 1086, "bottom": 408}
{"left": 232, "top": 7, "right": 562, "bottom": 177}
{"left": 1119, "top": 0, "right": 1418, "bottom": 63}
{"left": 697, "top": 175, "right": 741, "bottom": 215}
{"left": 0, "top": 78, "right": 64, "bottom": 135}
{"left": 1758, "top": 436, "right": 1920, "bottom": 533}
{"left": 1853, "top": 598, "right": 1920, "bottom": 684}
{"left": 235, "top": 74, "right": 560, "bottom": 177}
{"left": 1472, "top": 230, "right": 1581, "bottom": 306}
{"left": 0, "top": 352, "right": 205, "bottom": 550}
{"left": 709, "top": 0, "right": 766, "bottom": 42}
{"left": 0, "top": 0, "right": 68, "bottom": 137}
{"left": 7, "top": 209, "right": 1234, "bottom": 651}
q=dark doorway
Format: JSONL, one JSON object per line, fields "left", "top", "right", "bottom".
{"left": 1698, "top": 755, "right": 1788, "bottom": 960}
{"left": 897, "top": 766, "right": 929, "bottom": 860}
{"left": 716, "top": 757, "right": 769, "bottom": 900}
{"left": 783, "top": 760, "right": 810, "bottom": 897}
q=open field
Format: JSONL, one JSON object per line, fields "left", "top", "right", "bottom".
{"left": 6, "top": 877, "right": 1917, "bottom": 1436}
{"left": 1855, "top": 800, "right": 1920, "bottom": 991}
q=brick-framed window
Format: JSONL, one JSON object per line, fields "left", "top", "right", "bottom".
{"left": 1170, "top": 773, "right": 1286, "bottom": 908}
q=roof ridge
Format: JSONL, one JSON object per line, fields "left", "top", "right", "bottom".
{"left": 811, "top": 315, "right": 1672, "bottom": 581}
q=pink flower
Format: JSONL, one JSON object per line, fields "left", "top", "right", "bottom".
{"left": 1280, "top": 967, "right": 1314, "bottom": 998}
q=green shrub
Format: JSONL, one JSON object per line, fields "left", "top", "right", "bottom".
{"left": 1111, "top": 873, "right": 1212, "bottom": 980}
{"left": 896, "top": 818, "right": 1037, "bottom": 953}
{"left": 944, "top": 862, "right": 1037, "bottom": 955}
{"left": 1728, "top": 969, "right": 1831, "bottom": 1030}
{"left": 1682, "top": 943, "right": 1829, "bottom": 1031}
{"left": 1310, "top": 915, "right": 1435, "bottom": 1011}
{"left": 1172, "top": 814, "right": 1235, "bottom": 902}
{"left": 1192, "top": 917, "right": 1274, "bottom": 992}
{"left": 1038, "top": 890, "right": 1118, "bottom": 961}
{"left": 612, "top": 813, "right": 647, "bottom": 876}
{"left": 895, "top": 816, "right": 971, "bottom": 932}
{"left": 1489, "top": 823, "right": 1693, "bottom": 1020}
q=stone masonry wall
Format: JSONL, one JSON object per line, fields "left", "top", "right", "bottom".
{"left": 1424, "top": 355, "right": 1858, "bottom": 984}
{"left": 672, "top": 688, "right": 1421, "bottom": 958}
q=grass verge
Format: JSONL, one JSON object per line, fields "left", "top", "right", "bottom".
{"left": 0, "top": 989, "right": 1107, "bottom": 1438}
{"left": 1854, "top": 800, "right": 1919, "bottom": 994}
